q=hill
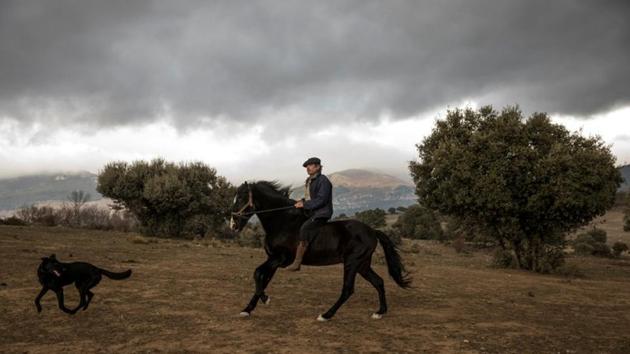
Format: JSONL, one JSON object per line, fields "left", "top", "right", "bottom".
{"left": 0, "top": 171, "right": 102, "bottom": 211}
{"left": 291, "top": 168, "right": 416, "bottom": 215}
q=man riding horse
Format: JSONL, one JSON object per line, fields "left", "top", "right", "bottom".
{"left": 229, "top": 157, "right": 410, "bottom": 320}
{"left": 287, "top": 157, "right": 333, "bottom": 271}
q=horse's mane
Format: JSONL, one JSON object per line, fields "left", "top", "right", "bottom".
{"left": 253, "top": 180, "right": 293, "bottom": 200}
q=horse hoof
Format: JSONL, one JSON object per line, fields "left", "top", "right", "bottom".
{"left": 317, "top": 314, "right": 330, "bottom": 322}
{"left": 239, "top": 311, "right": 250, "bottom": 317}
{"left": 262, "top": 296, "right": 271, "bottom": 305}
{"left": 371, "top": 313, "right": 383, "bottom": 320}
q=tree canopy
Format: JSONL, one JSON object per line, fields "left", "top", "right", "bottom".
{"left": 97, "top": 158, "right": 234, "bottom": 237}
{"left": 410, "top": 106, "right": 622, "bottom": 271}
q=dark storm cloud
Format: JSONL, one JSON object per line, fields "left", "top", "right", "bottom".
{"left": 1, "top": 0, "right": 629, "bottom": 129}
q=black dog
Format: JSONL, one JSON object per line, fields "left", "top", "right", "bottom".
{"left": 35, "top": 254, "right": 132, "bottom": 314}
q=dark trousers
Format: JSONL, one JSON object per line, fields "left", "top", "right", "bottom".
{"left": 299, "top": 217, "right": 329, "bottom": 243}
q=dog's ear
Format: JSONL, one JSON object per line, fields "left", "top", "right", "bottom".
{"left": 50, "top": 254, "right": 56, "bottom": 259}
{"left": 41, "top": 257, "right": 48, "bottom": 261}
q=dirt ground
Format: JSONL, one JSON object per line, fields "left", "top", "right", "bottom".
{"left": 1, "top": 213, "right": 630, "bottom": 353}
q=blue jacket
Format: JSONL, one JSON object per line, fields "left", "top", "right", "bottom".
{"left": 301, "top": 173, "right": 333, "bottom": 219}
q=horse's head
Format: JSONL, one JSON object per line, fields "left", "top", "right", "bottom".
{"left": 229, "top": 182, "right": 254, "bottom": 232}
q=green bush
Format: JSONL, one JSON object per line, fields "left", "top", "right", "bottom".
{"left": 237, "top": 224, "right": 264, "bottom": 248}
{"left": 392, "top": 204, "right": 443, "bottom": 240}
{"left": 587, "top": 228, "right": 607, "bottom": 244}
{"left": 0, "top": 216, "right": 28, "bottom": 226}
{"left": 537, "top": 247, "right": 566, "bottom": 274}
{"left": 355, "top": 208, "right": 387, "bottom": 229}
{"left": 591, "top": 242, "right": 612, "bottom": 257}
{"left": 574, "top": 241, "right": 595, "bottom": 256}
{"left": 573, "top": 229, "right": 611, "bottom": 257}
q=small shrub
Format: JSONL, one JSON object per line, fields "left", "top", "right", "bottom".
{"left": 537, "top": 247, "right": 566, "bottom": 274}
{"left": 1, "top": 216, "right": 28, "bottom": 226}
{"left": 355, "top": 208, "right": 387, "bottom": 229}
{"left": 574, "top": 242, "right": 595, "bottom": 255}
{"left": 79, "top": 206, "right": 112, "bottom": 230}
{"left": 587, "top": 227, "right": 607, "bottom": 244}
{"left": 574, "top": 233, "right": 595, "bottom": 245}
{"left": 234, "top": 223, "right": 264, "bottom": 248}
{"left": 572, "top": 230, "right": 611, "bottom": 258}
{"left": 14, "top": 204, "right": 138, "bottom": 232}
{"left": 612, "top": 242, "right": 629, "bottom": 257}
{"left": 492, "top": 249, "right": 516, "bottom": 269}
{"left": 392, "top": 204, "right": 443, "bottom": 240}
{"left": 591, "top": 242, "right": 612, "bottom": 257}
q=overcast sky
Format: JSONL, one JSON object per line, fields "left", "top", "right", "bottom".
{"left": 1, "top": 0, "right": 629, "bottom": 185}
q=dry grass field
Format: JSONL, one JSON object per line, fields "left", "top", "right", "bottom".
{"left": 1, "top": 211, "right": 630, "bottom": 353}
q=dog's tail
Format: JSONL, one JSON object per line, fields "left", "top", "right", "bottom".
{"left": 99, "top": 268, "right": 132, "bottom": 280}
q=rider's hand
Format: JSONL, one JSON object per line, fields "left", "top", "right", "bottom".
{"left": 294, "top": 200, "right": 304, "bottom": 208}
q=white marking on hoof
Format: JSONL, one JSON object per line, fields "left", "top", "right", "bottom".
{"left": 317, "top": 314, "right": 330, "bottom": 322}
{"left": 262, "top": 296, "right": 271, "bottom": 305}
{"left": 371, "top": 313, "right": 383, "bottom": 319}
{"left": 239, "top": 311, "right": 250, "bottom": 317}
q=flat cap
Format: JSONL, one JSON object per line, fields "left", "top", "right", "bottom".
{"left": 302, "top": 157, "right": 321, "bottom": 167}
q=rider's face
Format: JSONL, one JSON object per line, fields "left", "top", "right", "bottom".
{"left": 305, "top": 164, "right": 320, "bottom": 175}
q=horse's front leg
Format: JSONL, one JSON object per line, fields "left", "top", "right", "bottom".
{"left": 318, "top": 260, "right": 359, "bottom": 321}
{"left": 240, "top": 257, "right": 280, "bottom": 317}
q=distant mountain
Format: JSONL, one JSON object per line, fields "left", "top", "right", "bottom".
{"left": 0, "top": 172, "right": 102, "bottom": 211}
{"left": 620, "top": 164, "right": 630, "bottom": 191}
{"left": 291, "top": 169, "right": 417, "bottom": 216}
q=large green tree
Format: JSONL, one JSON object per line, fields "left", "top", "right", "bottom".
{"left": 410, "top": 106, "right": 622, "bottom": 271}
{"left": 97, "top": 158, "right": 234, "bottom": 237}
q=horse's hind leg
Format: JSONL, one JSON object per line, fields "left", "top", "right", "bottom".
{"left": 240, "top": 257, "right": 279, "bottom": 316}
{"left": 359, "top": 266, "right": 387, "bottom": 319}
{"left": 318, "top": 262, "right": 358, "bottom": 321}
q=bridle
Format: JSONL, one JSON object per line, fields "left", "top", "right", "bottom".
{"left": 231, "top": 183, "right": 296, "bottom": 220}
{"left": 231, "top": 184, "right": 255, "bottom": 219}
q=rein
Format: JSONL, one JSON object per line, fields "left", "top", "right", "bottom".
{"left": 231, "top": 184, "right": 296, "bottom": 219}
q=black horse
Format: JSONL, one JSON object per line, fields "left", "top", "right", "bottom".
{"left": 230, "top": 181, "right": 411, "bottom": 321}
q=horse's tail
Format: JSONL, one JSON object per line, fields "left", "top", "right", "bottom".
{"left": 99, "top": 268, "right": 132, "bottom": 280}
{"left": 373, "top": 229, "right": 412, "bottom": 289}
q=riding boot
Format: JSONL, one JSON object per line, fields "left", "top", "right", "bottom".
{"left": 286, "top": 241, "right": 308, "bottom": 271}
